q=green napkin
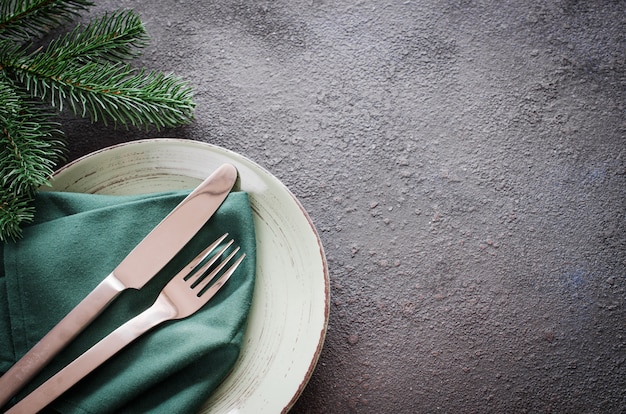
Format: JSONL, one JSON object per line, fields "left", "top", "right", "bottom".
{"left": 0, "top": 189, "right": 256, "bottom": 413}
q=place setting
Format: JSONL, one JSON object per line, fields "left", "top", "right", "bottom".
{"left": 0, "top": 139, "right": 329, "bottom": 413}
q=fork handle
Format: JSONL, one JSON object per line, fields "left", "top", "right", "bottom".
{"left": 5, "top": 299, "right": 174, "bottom": 414}
{"left": 0, "top": 273, "right": 125, "bottom": 409}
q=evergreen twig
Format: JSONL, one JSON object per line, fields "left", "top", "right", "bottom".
{"left": 0, "top": 73, "right": 64, "bottom": 240}
{"left": 0, "top": 0, "right": 93, "bottom": 42}
{"left": 0, "top": 1, "right": 196, "bottom": 241}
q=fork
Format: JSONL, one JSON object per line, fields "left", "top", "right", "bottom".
{"left": 5, "top": 234, "right": 245, "bottom": 414}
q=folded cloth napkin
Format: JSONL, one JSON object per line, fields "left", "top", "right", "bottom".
{"left": 0, "top": 189, "right": 256, "bottom": 413}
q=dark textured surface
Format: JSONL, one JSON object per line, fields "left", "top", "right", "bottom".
{"left": 62, "top": 1, "right": 624, "bottom": 412}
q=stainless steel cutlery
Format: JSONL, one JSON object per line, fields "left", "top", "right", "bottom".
{"left": 0, "top": 164, "right": 240, "bottom": 411}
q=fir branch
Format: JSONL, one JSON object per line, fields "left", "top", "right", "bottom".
{"left": 0, "top": 185, "right": 35, "bottom": 242}
{"left": 30, "top": 9, "right": 148, "bottom": 65}
{"left": 0, "top": 4, "right": 196, "bottom": 240}
{"left": 10, "top": 58, "right": 195, "bottom": 128}
{"left": 0, "top": 75, "right": 64, "bottom": 192}
{"left": 0, "top": 74, "right": 64, "bottom": 241}
{"left": 0, "top": 0, "right": 93, "bottom": 42}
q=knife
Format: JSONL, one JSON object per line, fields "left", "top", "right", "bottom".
{"left": 0, "top": 163, "right": 238, "bottom": 408}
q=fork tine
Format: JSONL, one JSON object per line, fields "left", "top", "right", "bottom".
{"left": 177, "top": 233, "right": 228, "bottom": 281}
{"left": 192, "top": 246, "right": 241, "bottom": 292}
{"left": 187, "top": 240, "right": 234, "bottom": 287}
{"left": 196, "top": 251, "right": 246, "bottom": 299}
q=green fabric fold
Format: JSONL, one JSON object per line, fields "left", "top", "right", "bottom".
{"left": 0, "top": 190, "right": 256, "bottom": 413}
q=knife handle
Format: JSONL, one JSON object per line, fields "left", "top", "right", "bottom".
{"left": 0, "top": 273, "right": 125, "bottom": 409}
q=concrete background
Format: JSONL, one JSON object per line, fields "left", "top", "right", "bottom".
{"left": 63, "top": 1, "right": 624, "bottom": 412}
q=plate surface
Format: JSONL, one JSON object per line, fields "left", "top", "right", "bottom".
{"left": 46, "top": 139, "right": 329, "bottom": 413}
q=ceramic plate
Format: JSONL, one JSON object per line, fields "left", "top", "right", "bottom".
{"left": 45, "top": 139, "right": 329, "bottom": 413}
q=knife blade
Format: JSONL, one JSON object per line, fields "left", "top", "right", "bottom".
{"left": 0, "top": 163, "right": 238, "bottom": 408}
